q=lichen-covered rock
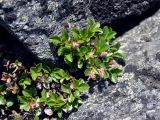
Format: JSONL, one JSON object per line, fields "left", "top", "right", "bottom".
{"left": 68, "top": 9, "right": 160, "bottom": 120}
{"left": 0, "top": 0, "right": 160, "bottom": 65}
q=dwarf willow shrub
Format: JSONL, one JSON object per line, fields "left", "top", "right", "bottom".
{"left": 0, "top": 61, "right": 89, "bottom": 119}
{"left": 50, "top": 18, "right": 126, "bottom": 83}
{"left": 0, "top": 18, "right": 126, "bottom": 119}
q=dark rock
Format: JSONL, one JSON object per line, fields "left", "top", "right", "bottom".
{"left": 68, "top": 8, "right": 160, "bottom": 120}
{"left": 0, "top": 0, "right": 160, "bottom": 65}
{"left": 0, "top": 25, "right": 37, "bottom": 73}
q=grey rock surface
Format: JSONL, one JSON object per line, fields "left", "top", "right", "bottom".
{"left": 68, "top": 8, "right": 160, "bottom": 120}
{"left": 0, "top": 0, "right": 160, "bottom": 65}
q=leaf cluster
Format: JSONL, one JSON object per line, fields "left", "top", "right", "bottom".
{"left": 0, "top": 61, "right": 89, "bottom": 119}
{"left": 0, "top": 18, "right": 126, "bottom": 119}
{"left": 50, "top": 18, "right": 126, "bottom": 83}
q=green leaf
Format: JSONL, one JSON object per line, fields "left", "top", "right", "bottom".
{"left": 65, "top": 54, "right": 73, "bottom": 62}
{"left": 88, "top": 17, "right": 96, "bottom": 28}
{"left": 18, "top": 96, "right": 28, "bottom": 103}
{"left": 113, "top": 51, "right": 127, "bottom": 59}
{"left": 15, "top": 60, "right": 22, "bottom": 66}
{"left": 49, "top": 35, "right": 61, "bottom": 45}
{"left": 19, "top": 77, "right": 31, "bottom": 89}
{"left": 73, "top": 79, "right": 89, "bottom": 92}
{"left": 50, "top": 92, "right": 57, "bottom": 100}
{"left": 40, "top": 89, "right": 47, "bottom": 102}
{"left": 111, "top": 68, "right": 123, "bottom": 74}
{"left": 79, "top": 46, "right": 92, "bottom": 60}
{"left": 50, "top": 72, "right": 62, "bottom": 80}
{"left": 78, "top": 60, "right": 83, "bottom": 69}
{"left": 65, "top": 103, "right": 73, "bottom": 111}
{"left": 61, "top": 28, "right": 69, "bottom": 40}
{"left": 61, "top": 84, "right": 70, "bottom": 93}
{"left": 20, "top": 103, "right": 30, "bottom": 111}
{"left": 30, "top": 68, "right": 37, "bottom": 80}
{"left": 0, "top": 95, "right": 6, "bottom": 105}
{"left": 100, "top": 63, "right": 106, "bottom": 68}
{"left": 41, "top": 89, "right": 47, "bottom": 98}
{"left": 52, "top": 68, "right": 70, "bottom": 80}
{"left": 80, "top": 46, "right": 88, "bottom": 54}
{"left": 78, "top": 83, "right": 90, "bottom": 92}
{"left": 113, "top": 42, "right": 121, "bottom": 50}
{"left": 58, "top": 110, "right": 62, "bottom": 118}
{"left": 50, "top": 76, "right": 60, "bottom": 83}
{"left": 22, "top": 90, "right": 32, "bottom": 97}
{"left": 84, "top": 69, "right": 90, "bottom": 76}
{"left": 102, "top": 56, "right": 113, "bottom": 63}
{"left": 6, "top": 101, "right": 14, "bottom": 107}
{"left": 30, "top": 68, "right": 42, "bottom": 80}
{"left": 58, "top": 47, "right": 65, "bottom": 56}
{"left": 111, "top": 74, "right": 118, "bottom": 83}
{"left": 34, "top": 116, "right": 39, "bottom": 120}
{"left": 72, "top": 28, "right": 80, "bottom": 40}
{"left": 36, "top": 63, "right": 43, "bottom": 72}
{"left": 104, "top": 70, "right": 110, "bottom": 79}
{"left": 110, "top": 43, "right": 121, "bottom": 53}
{"left": 78, "top": 98, "right": 83, "bottom": 104}
{"left": 72, "top": 98, "right": 79, "bottom": 108}
{"left": 80, "top": 28, "right": 89, "bottom": 38}
{"left": 85, "top": 52, "right": 90, "bottom": 60}
{"left": 95, "top": 38, "right": 109, "bottom": 53}
{"left": 30, "top": 63, "right": 43, "bottom": 80}
{"left": 87, "top": 18, "right": 103, "bottom": 34}
{"left": 94, "top": 58, "right": 102, "bottom": 67}
{"left": 22, "top": 88, "right": 37, "bottom": 97}
{"left": 110, "top": 68, "right": 122, "bottom": 83}
{"left": 68, "top": 93, "right": 75, "bottom": 103}
{"left": 42, "top": 65, "right": 51, "bottom": 73}
{"left": 73, "top": 80, "right": 81, "bottom": 89}
{"left": 92, "top": 67, "right": 99, "bottom": 75}
{"left": 58, "top": 46, "right": 71, "bottom": 56}
{"left": 110, "top": 47, "right": 118, "bottom": 53}
{"left": 35, "top": 108, "right": 42, "bottom": 116}
{"left": 102, "top": 26, "right": 116, "bottom": 42}
{"left": 74, "top": 90, "right": 80, "bottom": 97}
{"left": 47, "top": 97, "right": 65, "bottom": 107}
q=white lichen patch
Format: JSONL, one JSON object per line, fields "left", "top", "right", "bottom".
{"left": 118, "top": 73, "right": 134, "bottom": 82}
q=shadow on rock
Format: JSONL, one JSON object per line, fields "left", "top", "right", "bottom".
{"left": 0, "top": 25, "right": 38, "bottom": 69}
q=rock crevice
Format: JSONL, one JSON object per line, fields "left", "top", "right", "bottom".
{"left": 68, "top": 8, "right": 160, "bottom": 120}
{"left": 0, "top": 0, "right": 159, "bottom": 65}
